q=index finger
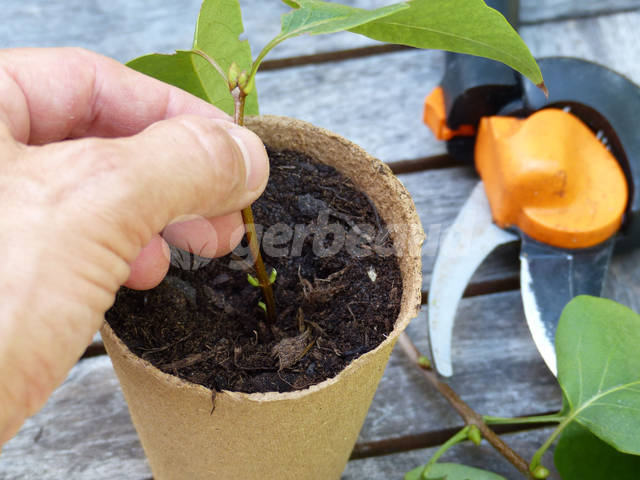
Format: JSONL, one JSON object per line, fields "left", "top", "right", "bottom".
{"left": 0, "top": 47, "right": 230, "bottom": 144}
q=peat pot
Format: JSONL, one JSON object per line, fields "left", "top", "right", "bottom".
{"left": 102, "top": 115, "right": 424, "bottom": 480}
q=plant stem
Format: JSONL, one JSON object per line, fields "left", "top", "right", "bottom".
{"left": 232, "top": 87, "right": 276, "bottom": 324}
{"left": 420, "top": 426, "right": 470, "bottom": 478}
{"left": 240, "top": 205, "right": 276, "bottom": 323}
{"left": 529, "top": 416, "right": 572, "bottom": 472}
{"left": 248, "top": 36, "right": 285, "bottom": 88}
{"left": 397, "top": 333, "right": 538, "bottom": 479}
{"left": 185, "top": 48, "right": 276, "bottom": 324}
{"left": 188, "top": 49, "right": 228, "bottom": 83}
{"left": 483, "top": 414, "right": 565, "bottom": 426}
{"left": 232, "top": 86, "right": 246, "bottom": 127}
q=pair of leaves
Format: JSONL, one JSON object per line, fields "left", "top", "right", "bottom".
{"left": 127, "top": 0, "right": 257, "bottom": 116}
{"left": 405, "top": 462, "right": 506, "bottom": 480}
{"left": 281, "top": 0, "right": 542, "bottom": 84}
{"left": 126, "top": 0, "right": 404, "bottom": 115}
{"left": 126, "top": 0, "right": 542, "bottom": 118}
{"left": 350, "top": 0, "right": 542, "bottom": 86}
{"left": 546, "top": 296, "right": 640, "bottom": 479}
{"left": 406, "top": 297, "right": 640, "bottom": 480}
{"left": 556, "top": 296, "right": 640, "bottom": 455}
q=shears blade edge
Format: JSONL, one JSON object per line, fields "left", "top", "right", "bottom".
{"left": 428, "top": 181, "right": 518, "bottom": 376}
{"left": 520, "top": 236, "right": 615, "bottom": 377}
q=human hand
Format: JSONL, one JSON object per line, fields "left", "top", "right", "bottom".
{"left": 0, "top": 47, "right": 269, "bottom": 445}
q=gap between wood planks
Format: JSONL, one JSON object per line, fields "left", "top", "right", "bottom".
{"left": 350, "top": 415, "right": 558, "bottom": 460}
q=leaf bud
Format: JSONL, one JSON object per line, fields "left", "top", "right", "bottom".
{"left": 228, "top": 62, "right": 239, "bottom": 90}
{"left": 532, "top": 465, "right": 550, "bottom": 479}
{"left": 417, "top": 356, "right": 431, "bottom": 369}
{"left": 468, "top": 425, "right": 482, "bottom": 446}
{"left": 238, "top": 70, "right": 248, "bottom": 86}
{"left": 258, "top": 301, "right": 267, "bottom": 313}
{"left": 247, "top": 274, "right": 260, "bottom": 287}
{"left": 243, "top": 75, "right": 255, "bottom": 95}
{"left": 269, "top": 268, "right": 277, "bottom": 285}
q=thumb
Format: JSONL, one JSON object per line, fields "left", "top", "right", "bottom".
{"left": 0, "top": 116, "right": 268, "bottom": 445}
{"left": 116, "top": 115, "right": 269, "bottom": 230}
{"left": 58, "top": 115, "right": 269, "bottom": 261}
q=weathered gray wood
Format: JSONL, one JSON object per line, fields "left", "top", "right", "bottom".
{"left": 360, "top": 292, "right": 562, "bottom": 443}
{"left": 0, "top": 356, "right": 150, "bottom": 480}
{"left": 521, "top": 9, "right": 640, "bottom": 83}
{"left": 521, "top": 0, "right": 640, "bottom": 24}
{"left": 3, "top": 1, "right": 640, "bottom": 63}
{"left": 345, "top": 428, "right": 560, "bottom": 480}
{"left": 256, "top": 48, "right": 447, "bottom": 162}
{"left": 398, "top": 167, "right": 520, "bottom": 290}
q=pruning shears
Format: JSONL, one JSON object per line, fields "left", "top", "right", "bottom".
{"left": 424, "top": 0, "right": 640, "bottom": 377}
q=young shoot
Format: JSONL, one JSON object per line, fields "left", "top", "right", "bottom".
{"left": 128, "top": 0, "right": 544, "bottom": 326}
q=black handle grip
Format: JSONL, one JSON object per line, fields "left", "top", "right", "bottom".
{"left": 441, "top": 0, "right": 522, "bottom": 161}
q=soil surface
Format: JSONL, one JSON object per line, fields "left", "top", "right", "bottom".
{"left": 106, "top": 148, "right": 402, "bottom": 394}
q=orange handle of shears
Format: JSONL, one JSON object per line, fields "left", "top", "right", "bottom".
{"left": 475, "top": 108, "right": 627, "bottom": 248}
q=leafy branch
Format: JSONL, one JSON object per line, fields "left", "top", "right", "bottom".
{"left": 126, "top": 0, "right": 544, "bottom": 323}
{"left": 398, "top": 333, "right": 542, "bottom": 479}
{"left": 401, "top": 296, "right": 640, "bottom": 479}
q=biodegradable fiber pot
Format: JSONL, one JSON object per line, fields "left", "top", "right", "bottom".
{"left": 101, "top": 115, "right": 424, "bottom": 480}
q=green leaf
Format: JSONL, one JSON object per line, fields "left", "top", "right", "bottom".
{"left": 193, "top": 0, "right": 257, "bottom": 114}
{"left": 350, "top": 0, "right": 543, "bottom": 86}
{"left": 556, "top": 296, "right": 640, "bottom": 454}
{"left": 127, "top": 52, "right": 211, "bottom": 102}
{"left": 279, "top": 0, "right": 408, "bottom": 39}
{"left": 405, "top": 462, "right": 506, "bottom": 480}
{"left": 555, "top": 422, "right": 640, "bottom": 480}
{"left": 126, "top": 0, "right": 257, "bottom": 116}
{"left": 250, "top": 0, "right": 407, "bottom": 76}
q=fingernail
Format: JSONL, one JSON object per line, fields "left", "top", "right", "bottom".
{"left": 227, "top": 127, "right": 268, "bottom": 192}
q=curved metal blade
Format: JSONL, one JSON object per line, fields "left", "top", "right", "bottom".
{"left": 520, "top": 236, "right": 615, "bottom": 376}
{"left": 428, "top": 182, "right": 518, "bottom": 376}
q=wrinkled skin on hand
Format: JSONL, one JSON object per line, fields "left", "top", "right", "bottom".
{"left": 0, "top": 47, "right": 269, "bottom": 444}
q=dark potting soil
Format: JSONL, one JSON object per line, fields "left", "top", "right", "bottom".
{"left": 106, "top": 148, "right": 402, "bottom": 394}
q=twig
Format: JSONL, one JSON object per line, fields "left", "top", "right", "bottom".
{"left": 231, "top": 87, "right": 276, "bottom": 324}
{"left": 397, "top": 332, "right": 536, "bottom": 479}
